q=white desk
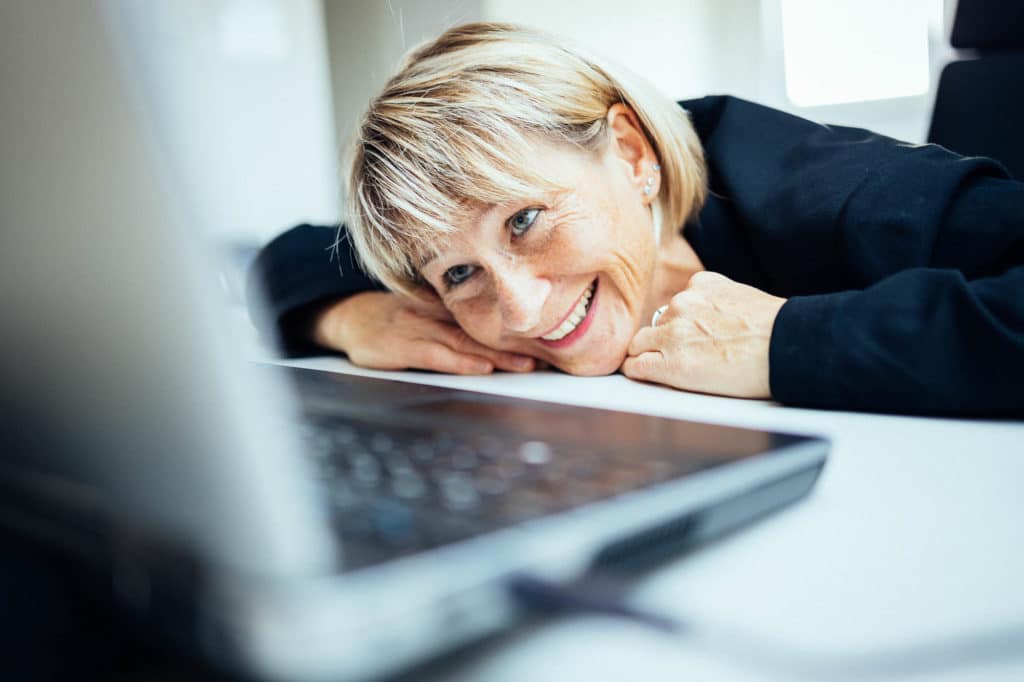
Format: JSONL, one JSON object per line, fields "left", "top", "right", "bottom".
{"left": 271, "top": 351, "right": 1024, "bottom": 682}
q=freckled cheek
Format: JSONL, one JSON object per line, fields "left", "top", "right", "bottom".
{"left": 609, "top": 197, "right": 655, "bottom": 270}
{"left": 566, "top": 209, "right": 640, "bottom": 284}
{"left": 449, "top": 299, "right": 504, "bottom": 345}
{"left": 546, "top": 218, "right": 609, "bottom": 273}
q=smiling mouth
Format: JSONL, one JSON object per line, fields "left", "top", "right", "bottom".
{"left": 539, "top": 278, "right": 598, "bottom": 342}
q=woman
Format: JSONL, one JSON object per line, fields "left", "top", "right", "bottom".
{"left": 247, "top": 22, "right": 1024, "bottom": 415}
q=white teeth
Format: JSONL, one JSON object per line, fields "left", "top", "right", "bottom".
{"left": 541, "top": 282, "right": 595, "bottom": 341}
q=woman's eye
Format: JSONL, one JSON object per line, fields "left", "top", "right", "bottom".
{"left": 509, "top": 208, "right": 540, "bottom": 238}
{"left": 444, "top": 263, "right": 477, "bottom": 288}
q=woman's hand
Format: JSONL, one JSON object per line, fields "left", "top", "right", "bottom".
{"left": 313, "top": 291, "right": 536, "bottom": 375}
{"left": 622, "top": 272, "right": 786, "bottom": 398}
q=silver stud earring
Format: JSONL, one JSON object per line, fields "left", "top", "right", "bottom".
{"left": 643, "top": 176, "right": 656, "bottom": 195}
{"left": 653, "top": 164, "right": 661, "bottom": 171}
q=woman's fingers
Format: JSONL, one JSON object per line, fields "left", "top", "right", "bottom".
{"left": 627, "top": 324, "right": 667, "bottom": 356}
{"left": 628, "top": 317, "right": 701, "bottom": 356}
{"left": 621, "top": 351, "right": 665, "bottom": 382}
{"left": 487, "top": 351, "right": 536, "bottom": 372}
{"left": 320, "top": 291, "right": 537, "bottom": 375}
{"left": 437, "top": 324, "right": 535, "bottom": 372}
{"left": 400, "top": 307, "right": 534, "bottom": 371}
{"left": 410, "top": 341, "right": 495, "bottom": 375}
{"left": 622, "top": 272, "right": 784, "bottom": 398}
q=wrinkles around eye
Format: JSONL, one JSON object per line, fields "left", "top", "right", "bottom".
{"left": 437, "top": 205, "right": 545, "bottom": 291}
{"left": 444, "top": 263, "right": 477, "bottom": 289}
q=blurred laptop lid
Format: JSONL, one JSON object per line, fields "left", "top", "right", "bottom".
{"left": 0, "top": 0, "right": 336, "bottom": 576}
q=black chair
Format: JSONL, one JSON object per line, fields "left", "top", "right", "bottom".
{"left": 927, "top": 0, "right": 1024, "bottom": 179}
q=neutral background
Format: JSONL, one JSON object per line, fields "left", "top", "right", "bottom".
{"left": 111, "top": 0, "right": 956, "bottom": 245}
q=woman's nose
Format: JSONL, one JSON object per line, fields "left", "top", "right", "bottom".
{"left": 492, "top": 267, "right": 551, "bottom": 334}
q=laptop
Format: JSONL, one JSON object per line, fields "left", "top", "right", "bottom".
{"left": 0, "top": 3, "right": 828, "bottom": 680}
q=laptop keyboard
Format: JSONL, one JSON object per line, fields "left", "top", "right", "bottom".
{"left": 297, "top": 415, "right": 693, "bottom": 571}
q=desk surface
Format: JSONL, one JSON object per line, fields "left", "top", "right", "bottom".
{"left": 273, "top": 353, "right": 1024, "bottom": 682}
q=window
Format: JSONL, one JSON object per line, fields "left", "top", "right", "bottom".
{"left": 780, "top": 0, "right": 941, "bottom": 107}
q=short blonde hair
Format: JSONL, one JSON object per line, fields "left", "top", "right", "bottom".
{"left": 342, "top": 21, "right": 706, "bottom": 296}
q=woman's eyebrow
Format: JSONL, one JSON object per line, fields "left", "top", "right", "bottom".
{"left": 419, "top": 204, "right": 507, "bottom": 268}
{"left": 416, "top": 195, "right": 550, "bottom": 272}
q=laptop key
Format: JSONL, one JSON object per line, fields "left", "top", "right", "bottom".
{"left": 437, "top": 472, "right": 480, "bottom": 511}
{"left": 518, "top": 440, "right": 552, "bottom": 465}
{"left": 349, "top": 451, "right": 383, "bottom": 487}
{"left": 369, "top": 498, "right": 418, "bottom": 546}
{"left": 391, "top": 470, "right": 427, "bottom": 500}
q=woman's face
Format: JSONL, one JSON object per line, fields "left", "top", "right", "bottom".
{"left": 419, "top": 106, "right": 664, "bottom": 376}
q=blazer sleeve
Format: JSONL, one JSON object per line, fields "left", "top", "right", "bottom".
{"left": 244, "top": 223, "right": 386, "bottom": 355}
{"left": 769, "top": 176, "right": 1024, "bottom": 415}
{"left": 685, "top": 95, "right": 1024, "bottom": 415}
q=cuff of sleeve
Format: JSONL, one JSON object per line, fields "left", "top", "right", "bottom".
{"left": 769, "top": 291, "right": 856, "bottom": 409}
{"left": 244, "top": 224, "right": 384, "bottom": 356}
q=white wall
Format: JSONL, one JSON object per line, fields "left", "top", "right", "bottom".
{"left": 483, "top": 0, "right": 763, "bottom": 102}
{"left": 111, "top": 0, "right": 340, "bottom": 243}
{"left": 324, "top": 0, "right": 954, "bottom": 148}
{"left": 322, "top": 0, "right": 483, "bottom": 200}
{"left": 108, "top": 0, "right": 959, "bottom": 243}
{"left": 482, "top": 0, "right": 951, "bottom": 144}
{"left": 758, "top": 0, "right": 952, "bottom": 143}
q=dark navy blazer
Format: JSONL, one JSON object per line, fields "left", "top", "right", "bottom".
{"left": 246, "top": 96, "right": 1024, "bottom": 415}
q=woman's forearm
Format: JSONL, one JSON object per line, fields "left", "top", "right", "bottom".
{"left": 244, "top": 223, "right": 386, "bottom": 355}
{"left": 770, "top": 265, "right": 1024, "bottom": 415}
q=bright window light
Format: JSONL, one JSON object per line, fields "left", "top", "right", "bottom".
{"left": 781, "top": 0, "right": 932, "bottom": 107}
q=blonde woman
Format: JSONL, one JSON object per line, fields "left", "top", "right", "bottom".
{"left": 247, "top": 22, "right": 1024, "bottom": 415}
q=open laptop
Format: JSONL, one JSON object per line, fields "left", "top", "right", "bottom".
{"left": 0, "top": 3, "right": 828, "bottom": 680}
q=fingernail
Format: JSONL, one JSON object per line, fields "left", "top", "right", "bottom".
{"left": 473, "top": 361, "right": 493, "bottom": 374}
{"left": 511, "top": 356, "right": 534, "bottom": 370}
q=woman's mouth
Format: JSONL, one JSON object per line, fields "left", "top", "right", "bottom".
{"left": 538, "top": 278, "right": 598, "bottom": 348}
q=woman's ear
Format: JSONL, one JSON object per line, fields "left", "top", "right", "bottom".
{"left": 605, "top": 103, "right": 660, "bottom": 204}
